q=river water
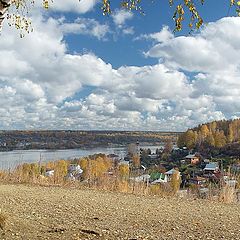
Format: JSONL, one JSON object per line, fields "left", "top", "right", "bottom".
{"left": 0, "top": 145, "right": 162, "bottom": 170}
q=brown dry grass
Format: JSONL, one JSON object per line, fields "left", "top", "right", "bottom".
{"left": 0, "top": 210, "right": 6, "bottom": 230}
{"left": 219, "top": 185, "right": 237, "bottom": 203}
{"left": 0, "top": 184, "right": 239, "bottom": 240}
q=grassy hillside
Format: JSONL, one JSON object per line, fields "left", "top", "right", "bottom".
{"left": 0, "top": 184, "right": 239, "bottom": 239}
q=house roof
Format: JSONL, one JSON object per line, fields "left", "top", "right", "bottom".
{"left": 185, "top": 154, "right": 198, "bottom": 159}
{"left": 134, "top": 174, "right": 150, "bottom": 182}
{"left": 191, "top": 176, "right": 206, "bottom": 181}
{"left": 165, "top": 168, "right": 180, "bottom": 175}
{"left": 204, "top": 162, "right": 219, "bottom": 171}
{"left": 150, "top": 172, "right": 163, "bottom": 180}
{"left": 151, "top": 176, "right": 167, "bottom": 184}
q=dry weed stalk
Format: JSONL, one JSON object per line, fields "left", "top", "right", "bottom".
{"left": 0, "top": 209, "right": 7, "bottom": 230}
{"left": 219, "top": 185, "right": 236, "bottom": 204}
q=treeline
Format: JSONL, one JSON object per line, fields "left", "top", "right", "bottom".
{"left": 0, "top": 130, "right": 180, "bottom": 150}
{"left": 177, "top": 119, "right": 240, "bottom": 149}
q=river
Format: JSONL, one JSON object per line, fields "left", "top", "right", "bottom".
{"left": 0, "top": 145, "right": 162, "bottom": 170}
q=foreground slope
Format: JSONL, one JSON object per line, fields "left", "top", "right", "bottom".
{"left": 0, "top": 184, "right": 239, "bottom": 240}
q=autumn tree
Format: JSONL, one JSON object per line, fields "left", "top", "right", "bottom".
{"left": 54, "top": 160, "right": 68, "bottom": 183}
{"left": 179, "top": 118, "right": 240, "bottom": 150}
{"left": 227, "top": 123, "right": 234, "bottom": 143}
{"left": 205, "top": 130, "right": 215, "bottom": 147}
{"left": 132, "top": 154, "right": 140, "bottom": 168}
{"left": 177, "top": 129, "right": 196, "bottom": 149}
{"left": 214, "top": 130, "right": 227, "bottom": 148}
{"left": 118, "top": 163, "right": 130, "bottom": 180}
{"left": 170, "top": 170, "right": 181, "bottom": 195}
{"left": 79, "top": 157, "right": 89, "bottom": 179}
{"left": 79, "top": 155, "right": 113, "bottom": 186}
{"left": 185, "top": 130, "right": 196, "bottom": 149}
{"left": 200, "top": 124, "right": 210, "bottom": 139}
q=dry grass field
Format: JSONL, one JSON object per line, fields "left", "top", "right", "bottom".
{"left": 0, "top": 184, "right": 240, "bottom": 240}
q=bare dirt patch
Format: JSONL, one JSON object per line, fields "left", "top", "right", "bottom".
{"left": 0, "top": 184, "right": 239, "bottom": 239}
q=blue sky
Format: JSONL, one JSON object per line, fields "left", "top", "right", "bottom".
{"left": 0, "top": 0, "right": 240, "bottom": 131}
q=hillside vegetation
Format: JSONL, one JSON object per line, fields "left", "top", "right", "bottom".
{"left": 178, "top": 119, "right": 240, "bottom": 150}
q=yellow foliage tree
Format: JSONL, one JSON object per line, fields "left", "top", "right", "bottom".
{"left": 132, "top": 154, "right": 140, "bottom": 168}
{"left": 200, "top": 124, "right": 210, "bottom": 140}
{"left": 118, "top": 164, "right": 130, "bottom": 180}
{"left": 171, "top": 170, "right": 181, "bottom": 194}
{"left": 54, "top": 160, "right": 68, "bottom": 183}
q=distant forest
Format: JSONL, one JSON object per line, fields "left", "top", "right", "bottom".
{"left": 0, "top": 130, "right": 180, "bottom": 151}
{"left": 177, "top": 119, "right": 240, "bottom": 151}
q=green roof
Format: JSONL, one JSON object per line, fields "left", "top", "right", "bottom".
{"left": 150, "top": 172, "right": 165, "bottom": 181}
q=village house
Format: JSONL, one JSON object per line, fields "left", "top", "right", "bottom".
{"left": 184, "top": 154, "right": 200, "bottom": 165}
{"left": 203, "top": 162, "right": 222, "bottom": 182}
{"left": 151, "top": 173, "right": 168, "bottom": 184}
{"left": 189, "top": 176, "right": 207, "bottom": 187}
{"left": 203, "top": 162, "right": 219, "bottom": 174}
{"left": 45, "top": 169, "right": 54, "bottom": 177}
{"left": 65, "top": 164, "right": 83, "bottom": 180}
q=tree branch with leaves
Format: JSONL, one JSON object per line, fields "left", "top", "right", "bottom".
{"left": 1, "top": 0, "right": 240, "bottom": 36}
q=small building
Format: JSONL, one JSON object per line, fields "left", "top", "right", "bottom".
{"left": 66, "top": 164, "right": 83, "bottom": 180}
{"left": 45, "top": 169, "right": 54, "bottom": 177}
{"left": 189, "top": 176, "right": 207, "bottom": 187}
{"left": 204, "top": 162, "right": 219, "bottom": 174}
{"left": 151, "top": 173, "right": 167, "bottom": 184}
{"left": 185, "top": 154, "right": 200, "bottom": 165}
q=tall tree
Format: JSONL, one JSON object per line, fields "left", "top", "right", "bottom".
{"left": 185, "top": 130, "right": 196, "bottom": 149}
{"left": 227, "top": 123, "right": 234, "bottom": 143}
{"left": 164, "top": 139, "right": 173, "bottom": 154}
{"left": 214, "top": 130, "right": 227, "bottom": 148}
{"left": 200, "top": 124, "right": 210, "bottom": 140}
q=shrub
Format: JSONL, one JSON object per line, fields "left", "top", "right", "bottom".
{"left": 219, "top": 185, "right": 236, "bottom": 204}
